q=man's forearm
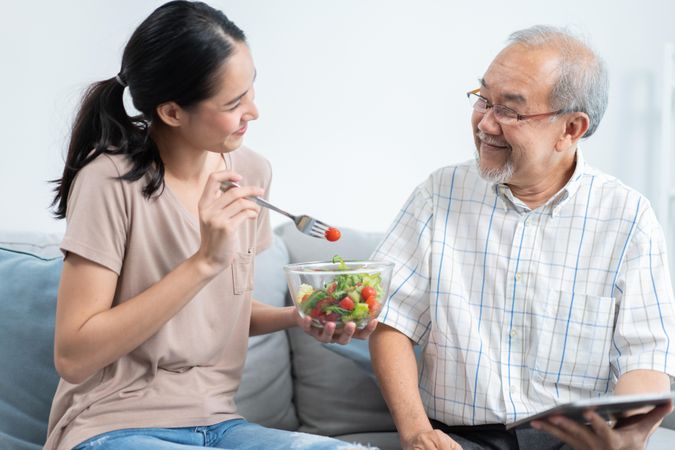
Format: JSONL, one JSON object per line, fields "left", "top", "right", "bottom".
{"left": 369, "top": 323, "right": 433, "bottom": 445}
{"left": 615, "top": 369, "right": 671, "bottom": 428}
{"left": 614, "top": 369, "right": 671, "bottom": 396}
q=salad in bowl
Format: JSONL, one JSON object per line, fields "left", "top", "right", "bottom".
{"left": 284, "top": 256, "right": 394, "bottom": 329}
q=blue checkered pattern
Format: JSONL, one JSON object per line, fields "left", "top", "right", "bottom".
{"left": 372, "top": 151, "right": 675, "bottom": 426}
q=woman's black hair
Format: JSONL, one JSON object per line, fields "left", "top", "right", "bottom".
{"left": 51, "top": 0, "right": 246, "bottom": 218}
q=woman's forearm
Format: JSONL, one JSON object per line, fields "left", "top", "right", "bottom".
{"left": 249, "top": 301, "right": 297, "bottom": 336}
{"left": 54, "top": 252, "right": 217, "bottom": 384}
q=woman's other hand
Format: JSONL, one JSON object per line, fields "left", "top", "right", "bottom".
{"left": 296, "top": 312, "right": 378, "bottom": 345}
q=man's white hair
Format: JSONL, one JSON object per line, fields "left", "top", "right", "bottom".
{"left": 507, "top": 25, "right": 609, "bottom": 138}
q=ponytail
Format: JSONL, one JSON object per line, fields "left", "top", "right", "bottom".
{"left": 51, "top": 1, "right": 248, "bottom": 219}
{"left": 51, "top": 77, "right": 164, "bottom": 219}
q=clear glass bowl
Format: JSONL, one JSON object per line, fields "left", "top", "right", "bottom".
{"left": 284, "top": 260, "right": 394, "bottom": 329}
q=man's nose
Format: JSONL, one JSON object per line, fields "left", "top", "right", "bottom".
{"left": 476, "top": 108, "right": 501, "bottom": 135}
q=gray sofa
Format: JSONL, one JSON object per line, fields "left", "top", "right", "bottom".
{"left": 0, "top": 223, "right": 673, "bottom": 450}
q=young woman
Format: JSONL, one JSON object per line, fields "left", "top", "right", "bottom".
{"left": 46, "top": 2, "right": 374, "bottom": 449}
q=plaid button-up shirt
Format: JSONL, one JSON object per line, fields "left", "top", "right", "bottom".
{"left": 372, "top": 151, "right": 675, "bottom": 426}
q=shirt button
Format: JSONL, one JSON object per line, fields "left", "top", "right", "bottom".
{"left": 515, "top": 273, "right": 522, "bottom": 282}
{"left": 510, "top": 329, "right": 518, "bottom": 338}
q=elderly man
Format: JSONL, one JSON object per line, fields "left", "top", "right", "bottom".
{"left": 369, "top": 25, "right": 675, "bottom": 450}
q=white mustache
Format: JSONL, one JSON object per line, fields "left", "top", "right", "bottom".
{"left": 477, "top": 131, "right": 509, "bottom": 148}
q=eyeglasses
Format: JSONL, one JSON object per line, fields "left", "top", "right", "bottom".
{"left": 466, "top": 88, "right": 562, "bottom": 125}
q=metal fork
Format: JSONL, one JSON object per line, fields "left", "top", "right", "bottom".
{"left": 220, "top": 181, "right": 330, "bottom": 239}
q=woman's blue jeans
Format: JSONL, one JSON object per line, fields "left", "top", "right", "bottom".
{"left": 72, "top": 418, "right": 374, "bottom": 449}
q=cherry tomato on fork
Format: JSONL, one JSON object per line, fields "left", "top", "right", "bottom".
{"left": 325, "top": 227, "right": 341, "bottom": 242}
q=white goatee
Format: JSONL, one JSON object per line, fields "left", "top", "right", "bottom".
{"left": 475, "top": 153, "right": 514, "bottom": 184}
{"left": 474, "top": 130, "right": 514, "bottom": 184}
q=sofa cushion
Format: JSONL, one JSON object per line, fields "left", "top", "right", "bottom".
{"left": 287, "top": 327, "right": 396, "bottom": 436}
{"left": 278, "top": 223, "right": 396, "bottom": 436}
{"left": 0, "top": 231, "right": 63, "bottom": 259}
{"left": 323, "top": 340, "right": 375, "bottom": 379}
{"left": 662, "top": 410, "right": 675, "bottom": 430}
{"left": 0, "top": 233, "right": 62, "bottom": 450}
{"left": 648, "top": 427, "right": 675, "bottom": 449}
{"left": 0, "top": 231, "right": 298, "bottom": 450}
{"left": 236, "top": 236, "right": 298, "bottom": 430}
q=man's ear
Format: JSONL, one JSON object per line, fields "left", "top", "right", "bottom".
{"left": 155, "top": 101, "right": 184, "bottom": 128}
{"left": 555, "top": 112, "right": 590, "bottom": 151}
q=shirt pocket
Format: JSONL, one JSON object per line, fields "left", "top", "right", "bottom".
{"left": 232, "top": 250, "right": 255, "bottom": 295}
{"left": 528, "top": 290, "right": 615, "bottom": 392}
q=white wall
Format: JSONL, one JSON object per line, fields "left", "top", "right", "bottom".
{"left": 1, "top": 0, "right": 674, "bottom": 234}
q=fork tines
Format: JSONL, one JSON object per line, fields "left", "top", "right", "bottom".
{"left": 309, "top": 220, "right": 330, "bottom": 239}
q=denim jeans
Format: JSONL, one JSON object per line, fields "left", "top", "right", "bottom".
{"left": 72, "top": 419, "right": 374, "bottom": 450}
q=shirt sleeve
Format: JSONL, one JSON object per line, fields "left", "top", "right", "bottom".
{"left": 371, "top": 178, "right": 434, "bottom": 344}
{"left": 610, "top": 201, "right": 675, "bottom": 383}
{"left": 60, "top": 154, "right": 129, "bottom": 274}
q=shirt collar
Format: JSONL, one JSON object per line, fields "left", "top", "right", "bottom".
{"left": 494, "top": 148, "right": 587, "bottom": 216}
{"left": 550, "top": 148, "right": 586, "bottom": 216}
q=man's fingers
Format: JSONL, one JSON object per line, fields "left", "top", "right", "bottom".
{"left": 630, "top": 402, "right": 674, "bottom": 434}
{"left": 551, "top": 415, "right": 601, "bottom": 449}
{"left": 436, "top": 430, "right": 462, "bottom": 450}
{"left": 533, "top": 418, "right": 591, "bottom": 450}
{"left": 408, "top": 429, "right": 459, "bottom": 450}
{"left": 584, "top": 410, "right": 614, "bottom": 443}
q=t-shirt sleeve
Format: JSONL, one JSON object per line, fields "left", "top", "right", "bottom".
{"left": 370, "top": 179, "right": 434, "bottom": 344}
{"left": 255, "top": 158, "right": 273, "bottom": 253}
{"left": 610, "top": 202, "right": 675, "bottom": 383}
{"left": 60, "top": 154, "right": 129, "bottom": 275}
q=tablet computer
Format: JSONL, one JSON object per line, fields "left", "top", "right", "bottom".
{"left": 505, "top": 391, "right": 675, "bottom": 430}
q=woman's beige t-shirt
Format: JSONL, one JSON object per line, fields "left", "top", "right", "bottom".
{"left": 44, "top": 148, "right": 272, "bottom": 450}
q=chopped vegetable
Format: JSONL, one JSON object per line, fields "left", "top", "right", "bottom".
{"left": 295, "top": 255, "right": 383, "bottom": 328}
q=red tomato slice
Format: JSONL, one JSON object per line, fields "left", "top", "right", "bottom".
{"left": 325, "top": 227, "right": 341, "bottom": 242}
{"left": 339, "top": 297, "right": 355, "bottom": 311}
{"left": 361, "top": 286, "right": 376, "bottom": 301}
{"left": 319, "top": 312, "right": 340, "bottom": 324}
{"left": 366, "top": 297, "right": 380, "bottom": 314}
